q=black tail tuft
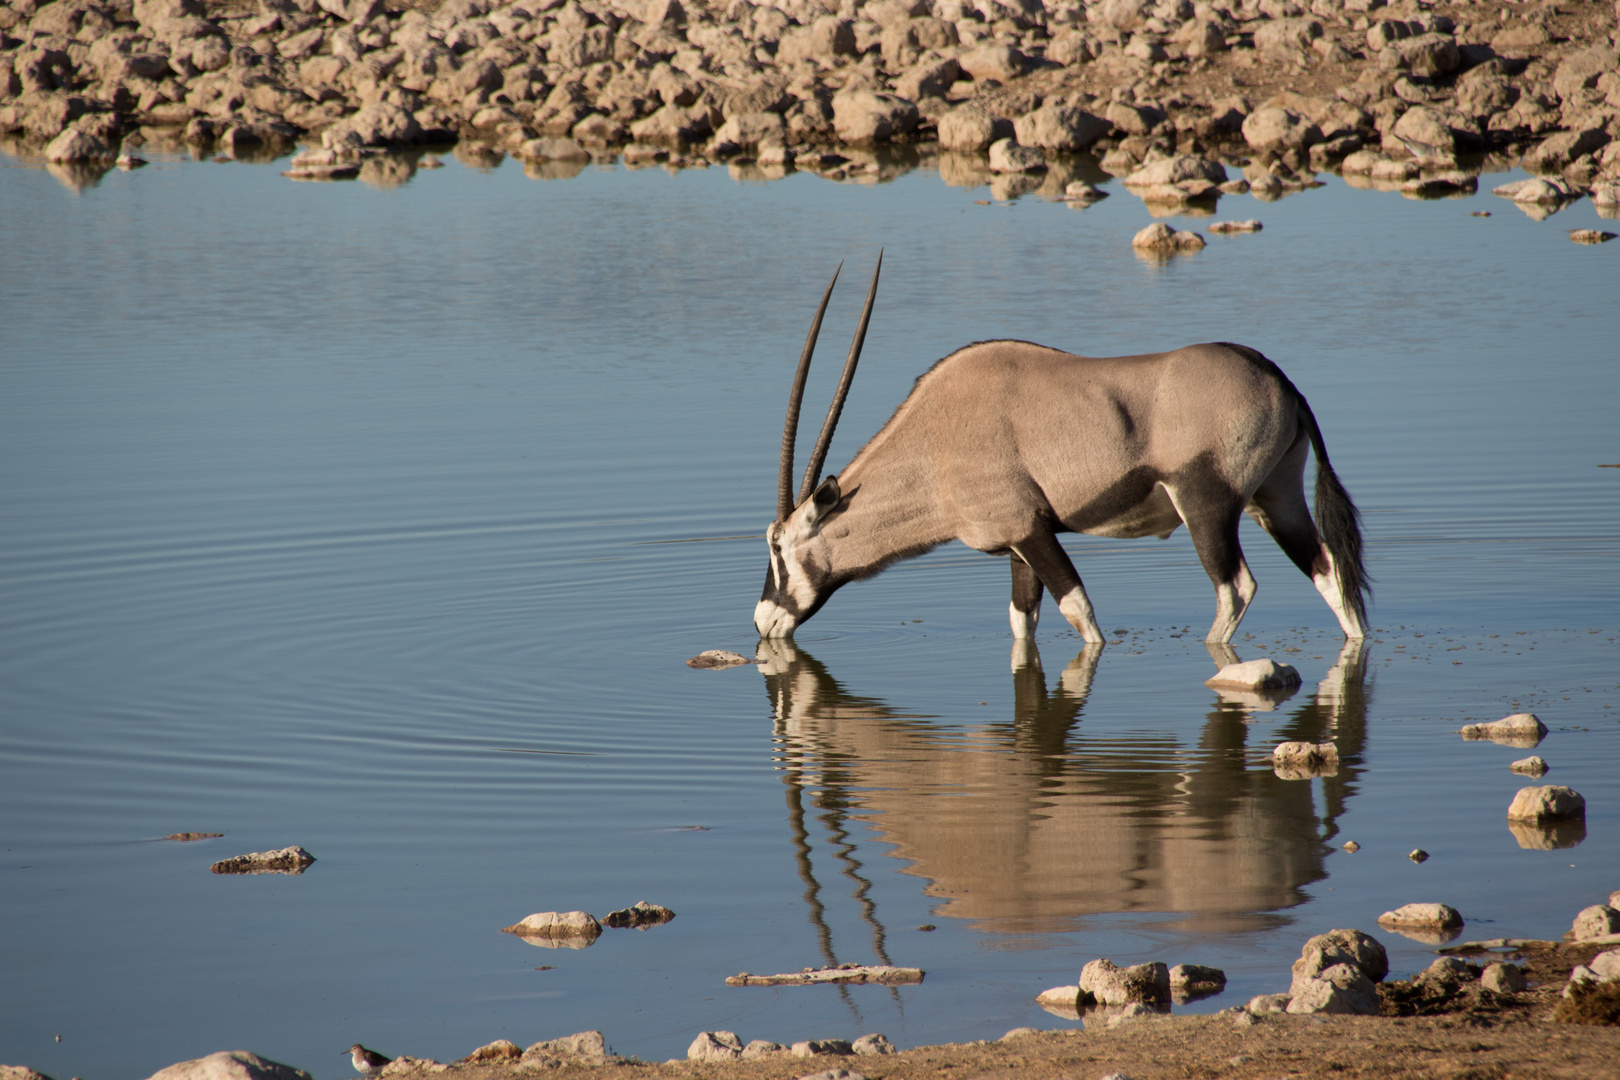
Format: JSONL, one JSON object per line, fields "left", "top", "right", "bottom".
{"left": 1300, "top": 400, "right": 1371, "bottom": 629}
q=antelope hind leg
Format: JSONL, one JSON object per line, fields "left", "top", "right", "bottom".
{"left": 1010, "top": 529, "right": 1105, "bottom": 644}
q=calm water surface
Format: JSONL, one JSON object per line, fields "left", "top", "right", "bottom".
{"left": 1, "top": 147, "right": 1617, "bottom": 1080}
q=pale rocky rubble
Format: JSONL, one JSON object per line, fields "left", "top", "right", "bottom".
{"left": 0, "top": 0, "right": 1615, "bottom": 212}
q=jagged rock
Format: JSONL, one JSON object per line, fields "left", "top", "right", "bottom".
{"left": 1287, "top": 963, "right": 1379, "bottom": 1015}
{"left": 937, "top": 105, "right": 1012, "bottom": 152}
{"left": 1492, "top": 178, "right": 1575, "bottom": 203}
{"left": 1378, "top": 33, "right": 1460, "bottom": 77}
{"left": 1507, "top": 785, "right": 1585, "bottom": 822}
{"left": 1272, "top": 741, "right": 1339, "bottom": 779}
{"left": 1572, "top": 905, "right": 1620, "bottom": 941}
{"left": 144, "top": 1051, "right": 314, "bottom": 1080}
{"left": 459, "top": 1041, "right": 520, "bottom": 1064}
{"left": 519, "top": 137, "right": 589, "bottom": 160}
{"left": 1169, "top": 964, "right": 1227, "bottom": 993}
{"left": 1206, "top": 658, "right": 1300, "bottom": 691}
{"left": 0, "top": 1068, "right": 55, "bottom": 1080}
{"left": 712, "top": 112, "right": 786, "bottom": 150}
{"left": 1079, "top": 958, "right": 1170, "bottom": 1006}
{"left": 1482, "top": 962, "right": 1528, "bottom": 993}
{"left": 1378, "top": 903, "right": 1462, "bottom": 931}
{"left": 500, "top": 910, "right": 603, "bottom": 946}
{"left": 1124, "top": 154, "right": 1227, "bottom": 187}
{"left": 1292, "top": 929, "right": 1389, "bottom": 987}
{"left": 1131, "top": 222, "right": 1204, "bottom": 253}
{"left": 44, "top": 128, "right": 112, "bottom": 162}
{"left": 522, "top": 1032, "right": 611, "bottom": 1063}
{"left": 988, "top": 137, "right": 1044, "bottom": 173}
{"left": 1242, "top": 107, "right": 1321, "bottom": 152}
{"left": 892, "top": 56, "right": 960, "bottom": 102}
{"left": 957, "top": 45, "right": 1026, "bottom": 82}
{"left": 323, "top": 103, "right": 422, "bottom": 148}
{"left": 851, "top": 1034, "right": 893, "bottom": 1056}
{"left": 791, "top": 1040, "right": 853, "bottom": 1057}
{"left": 687, "top": 1032, "right": 743, "bottom": 1061}
{"left": 1460, "top": 713, "right": 1547, "bottom": 745}
{"left": 832, "top": 89, "right": 918, "bottom": 144}
{"left": 1013, "top": 105, "right": 1108, "bottom": 152}
{"left": 209, "top": 846, "right": 315, "bottom": 875}
{"left": 602, "top": 900, "right": 675, "bottom": 928}
{"left": 1524, "top": 128, "right": 1612, "bottom": 173}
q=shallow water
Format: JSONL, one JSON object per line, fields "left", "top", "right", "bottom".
{"left": 1, "top": 146, "right": 1617, "bottom": 1080}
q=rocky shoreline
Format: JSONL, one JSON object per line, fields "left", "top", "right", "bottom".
{"left": 2, "top": 0, "right": 1616, "bottom": 210}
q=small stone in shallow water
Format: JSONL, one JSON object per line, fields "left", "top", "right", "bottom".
{"left": 501, "top": 910, "right": 603, "bottom": 947}
{"left": 1343, "top": 841, "right": 1361, "bottom": 852}
{"left": 917, "top": 924, "right": 936, "bottom": 931}
{"left": 1206, "top": 658, "right": 1300, "bottom": 690}
{"left": 1379, "top": 902, "right": 1463, "bottom": 930}
{"left": 165, "top": 832, "right": 223, "bottom": 841}
{"left": 687, "top": 650, "right": 754, "bottom": 668}
{"left": 1511, "top": 756, "right": 1549, "bottom": 776}
{"left": 1131, "top": 222, "right": 1205, "bottom": 254}
{"left": 1208, "top": 220, "right": 1263, "bottom": 233}
{"left": 209, "top": 846, "right": 315, "bottom": 874}
{"left": 602, "top": 900, "right": 675, "bottom": 929}
{"left": 1273, "top": 741, "right": 1339, "bottom": 778}
{"left": 1410, "top": 849, "right": 1430, "bottom": 863}
{"left": 1570, "top": 229, "right": 1617, "bottom": 244}
{"left": 1460, "top": 712, "right": 1547, "bottom": 746}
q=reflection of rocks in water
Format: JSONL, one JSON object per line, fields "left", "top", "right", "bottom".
{"left": 937, "top": 150, "right": 995, "bottom": 189}
{"left": 759, "top": 637, "right": 1371, "bottom": 937}
{"left": 524, "top": 157, "right": 586, "bottom": 181}
{"left": 360, "top": 155, "right": 417, "bottom": 189}
{"left": 990, "top": 170, "right": 1043, "bottom": 201}
{"left": 1380, "top": 923, "right": 1464, "bottom": 946}
{"left": 1508, "top": 816, "right": 1586, "bottom": 850}
{"left": 46, "top": 159, "right": 112, "bottom": 192}
{"left": 456, "top": 143, "right": 506, "bottom": 171}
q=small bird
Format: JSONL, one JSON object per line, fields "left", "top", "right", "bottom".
{"left": 345, "top": 1044, "right": 392, "bottom": 1075}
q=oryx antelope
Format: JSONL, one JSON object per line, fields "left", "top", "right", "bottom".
{"left": 755, "top": 256, "right": 1370, "bottom": 646}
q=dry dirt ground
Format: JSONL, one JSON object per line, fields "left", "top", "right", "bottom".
{"left": 381, "top": 942, "right": 1620, "bottom": 1080}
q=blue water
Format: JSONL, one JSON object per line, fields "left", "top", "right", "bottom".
{"left": 1, "top": 144, "right": 1617, "bottom": 1079}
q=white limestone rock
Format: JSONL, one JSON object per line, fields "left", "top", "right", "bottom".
{"left": 1206, "top": 658, "right": 1301, "bottom": 691}
{"left": 1481, "top": 962, "right": 1528, "bottom": 993}
{"left": 1460, "top": 713, "right": 1547, "bottom": 746}
{"left": 500, "top": 910, "right": 603, "bottom": 947}
{"left": 1378, "top": 903, "right": 1463, "bottom": 930}
{"left": 988, "top": 137, "right": 1045, "bottom": 173}
{"left": 1510, "top": 756, "right": 1549, "bottom": 776}
{"left": 1506, "top": 785, "right": 1585, "bottom": 822}
{"left": 687, "top": 1032, "right": 743, "bottom": 1061}
{"left": 1286, "top": 963, "right": 1378, "bottom": 1015}
{"left": 1079, "top": 958, "right": 1170, "bottom": 1006}
{"left": 144, "top": 1052, "right": 314, "bottom": 1080}
{"left": 1571, "top": 905, "right": 1620, "bottom": 941}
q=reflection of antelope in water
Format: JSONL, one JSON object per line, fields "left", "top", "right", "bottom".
{"left": 759, "top": 639, "right": 1370, "bottom": 937}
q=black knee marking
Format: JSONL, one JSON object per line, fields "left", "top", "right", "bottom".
{"left": 1011, "top": 558, "right": 1045, "bottom": 616}
{"left": 1011, "top": 526, "right": 1085, "bottom": 601}
{"left": 1170, "top": 456, "right": 1247, "bottom": 587}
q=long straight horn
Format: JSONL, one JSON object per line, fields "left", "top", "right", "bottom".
{"left": 799, "top": 250, "right": 881, "bottom": 506}
{"left": 778, "top": 263, "right": 842, "bottom": 521}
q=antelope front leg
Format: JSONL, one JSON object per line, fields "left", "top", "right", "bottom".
{"left": 1011, "top": 529, "right": 1106, "bottom": 644}
{"left": 1009, "top": 557, "right": 1044, "bottom": 639}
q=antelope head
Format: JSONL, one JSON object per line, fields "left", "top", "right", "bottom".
{"left": 755, "top": 255, "right": 881, "bottom": 639}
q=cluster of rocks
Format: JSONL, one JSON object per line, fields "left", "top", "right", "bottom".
{"left": 686, "top": 1030, "right": 894, "bottom": 1061}
{"left": 1036, "top": 957, "right": 1227, "bottom": 1019}
{"left": 1563, "top": 897, "right": 1620, "bottom": 1023}
{"left": 2, "top": 0, "right": 1616, "bottom": 211}
{"left": 500, "top": 900, "right": 675, "bottom": 947}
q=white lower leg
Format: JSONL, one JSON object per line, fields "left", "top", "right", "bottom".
{"left": 1009, "top": 600, "right": 1040, "bottom": 639}
{"left": 1312, "top": 559, "right": 1365, "bottom": 638}
{"left": 1057, "top": 587, "right": 1106, "bottom": 644}
{"left": 1205, "top": 565, "right": 1256, "bottom": 643}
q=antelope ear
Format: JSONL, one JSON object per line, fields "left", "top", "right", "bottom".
{"left": 806, "top": 475, "right": 841, "bottom": 525}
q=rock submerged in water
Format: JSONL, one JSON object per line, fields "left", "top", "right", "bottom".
{"left": 602, "top": 900, "right": 676, "bottom": 929}
{"left": 500, "top": 910, "right": 603, "bottom": 947}
{"left": 1205, "top": 658, "right": 1300, "bottom": 691}
{"left": 1507, "top": 785, "right": 1585, "bottom": 822}
{"left": 687, "top": 650, "right": 754, "bottom": 669}
{"left": 209, "top": 846, "right": 314, "bottom": 875}
{"left": 1378, "top": 903, "right": 1463, "bottom": 930}
{"left": 1208, "top": 220, "right": 1263, "bottom": 234}
{"left": 143, "top": 1050, "right": 314, "bottom": 1080}
{"left": 1510, "top": 756, "right": 1550, "bottom": 776}
{"left": 1460, "top": 713, "right": 1547, "bottom": 747}
{"left": 164, "top": 832, "right": 223, "bottom": 842}
{"left": 1272, "top": 741, "right": 1339, "bottom": 779}
{"left": 1131, "top": 222, "right": 1205, "bottom": 255}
